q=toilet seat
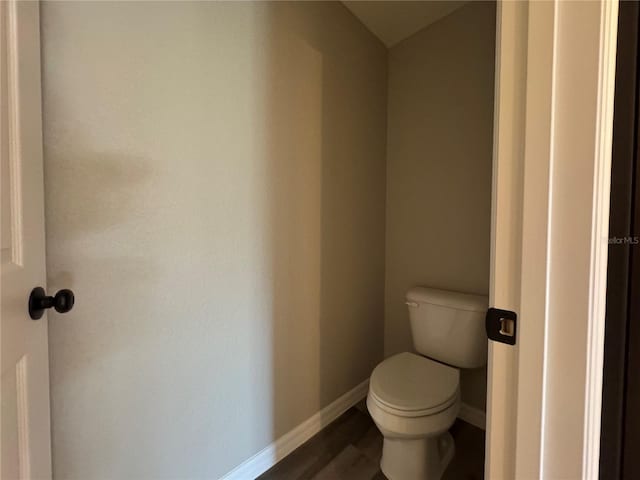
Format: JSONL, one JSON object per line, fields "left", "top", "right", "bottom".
{"left": 369, "top": 352, "right": 459, "bottom": 417}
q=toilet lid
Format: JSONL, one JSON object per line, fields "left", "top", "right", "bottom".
{"left": 369, "top": 352, "right": 459, "bottom": 415}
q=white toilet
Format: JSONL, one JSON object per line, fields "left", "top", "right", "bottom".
{"left": 367, "top": 287, "right": 488, "bottom": 480}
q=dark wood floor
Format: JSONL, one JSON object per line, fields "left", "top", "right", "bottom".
{"left": 258, "top": 402, "right": 485, "bottom": 480}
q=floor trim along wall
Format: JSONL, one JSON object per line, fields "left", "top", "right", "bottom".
{"left": 458, "top": 402, "right": 487, "bottom": 430}
{"left": 220, "top": 383, "right": 487, "bottom": 480}
{"left": 220, "top": 379, "right": 371, "bottom": 480}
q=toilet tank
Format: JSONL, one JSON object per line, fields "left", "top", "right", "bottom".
{"left": 406, "top": 287, "right": 488, "bottom": 369}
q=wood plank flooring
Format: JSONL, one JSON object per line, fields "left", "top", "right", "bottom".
{"left": 258, "top": 403, "right": 485, "bottom": 480}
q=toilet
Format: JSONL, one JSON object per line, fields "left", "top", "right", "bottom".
{"left": 367, "top": 287, "right": 488, "bottom": 480}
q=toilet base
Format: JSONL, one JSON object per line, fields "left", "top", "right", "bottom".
{"left": 380, "top": 431, "right": 455, "bottom": 480}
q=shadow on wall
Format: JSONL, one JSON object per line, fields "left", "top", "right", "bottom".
{"left": 42, "top": 2, "right": 386, "bottom": 478}
{"left": 260, "top": 1, "right": 387, "bottom": 447}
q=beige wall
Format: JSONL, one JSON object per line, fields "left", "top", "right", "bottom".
{"left": 384, "top": 1, "right": 496, "bottom": 410}
{"left": 41, "top": 2, "right": 387, "bottom": 478}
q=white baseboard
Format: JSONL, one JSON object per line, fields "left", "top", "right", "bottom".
{"left": 220, "top": 383, "right": 485, "bottom": 480}
{"left": 219, "top": 379, "right": 370, "bottom": 480}
{"left": 458, "top": 402, "right": 486, "bottom": 430}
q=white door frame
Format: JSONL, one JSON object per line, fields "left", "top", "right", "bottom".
{"left": 487, "top": 0, "right": 618, "bottom": 478}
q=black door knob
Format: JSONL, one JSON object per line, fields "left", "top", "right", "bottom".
{"left": 29, "top": 287, "right": 75, "bottom": 320}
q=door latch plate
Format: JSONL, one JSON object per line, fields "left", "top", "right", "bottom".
{"left": 486, "top": 307, "right": 517, "bottom": 345}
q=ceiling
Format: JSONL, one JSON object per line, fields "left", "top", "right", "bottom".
{"left": 342, "top": 1, "right": 468, "bottom": 47}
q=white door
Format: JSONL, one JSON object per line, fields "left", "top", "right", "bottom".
{"left": 486, "top": 1, "right": 618, "bottom": 478}
{"left": 485, "top": 2, "right": 527, "bottom": 478}
{"left": 1, "top": 1, "right": 52, "bottom": 479}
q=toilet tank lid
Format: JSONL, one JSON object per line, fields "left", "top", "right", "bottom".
{"left": 406, "top": 287, "right": 488, "bottom": 313}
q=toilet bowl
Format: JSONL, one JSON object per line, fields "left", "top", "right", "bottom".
{"left": 367, "top": 352, "right": 460, "bottom": 480}
{"left": 367, "top": 287, "right": 488, "bottom": 480}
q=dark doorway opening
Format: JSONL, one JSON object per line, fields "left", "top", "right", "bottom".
{"left": 600, "top": 2, "right": 640, "bottom": 479}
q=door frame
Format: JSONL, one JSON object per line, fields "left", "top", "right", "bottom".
{"left": 487, "top": 1, "right": 619, "bottom": 478}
